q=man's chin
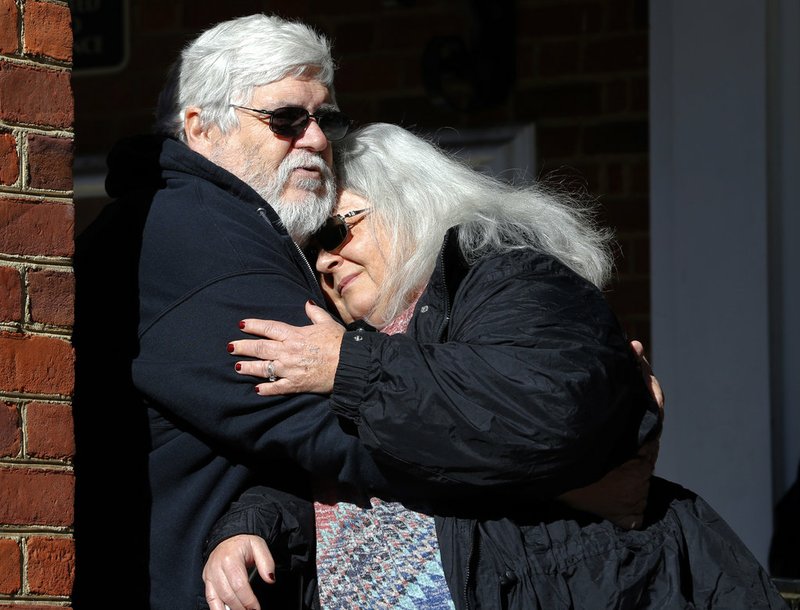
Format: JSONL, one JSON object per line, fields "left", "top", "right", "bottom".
{"left": 270, "top": 187, "right": 335, "bottom": 243}
{"left": 281, "top": 186, "right": 332, "bottom": 208}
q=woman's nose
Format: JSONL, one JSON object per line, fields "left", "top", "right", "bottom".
{"left": 315, "top": 249, "right": 341, "bottom": 273}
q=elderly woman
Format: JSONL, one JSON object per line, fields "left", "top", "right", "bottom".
{"left": 205, "top": 124, "right": 782, "bottom": 610}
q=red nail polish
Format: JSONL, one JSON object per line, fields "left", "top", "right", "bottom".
{"left": 239, "top": 321, "right": 246, "bottom": 329}
{"left": 254, "top": 386, "right": 260, "bottom": 394}
{"left": 268, "top": 572, "right": 275, "bottom": 581}
{"left": 235, "top": 363, "right": 241, "bottom": 371}
{"left": 227, "top": 343, "right": 234, "bottom": 353}
{"left": 307, "top": 299, "right": 317, "bottom": 307}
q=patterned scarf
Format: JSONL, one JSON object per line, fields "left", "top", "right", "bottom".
{"left": 314, "top": 296, "right": 454, "bottom": 609}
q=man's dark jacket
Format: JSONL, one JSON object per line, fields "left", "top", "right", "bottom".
{"left": 73, "top": 136, "right": 401, "bottom": 610}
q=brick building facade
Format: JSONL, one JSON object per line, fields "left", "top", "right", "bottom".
{"left": 0, "top": 0, "right": 75, "bottom": 607}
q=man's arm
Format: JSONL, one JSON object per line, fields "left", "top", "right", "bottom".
{"left": 558, "top": 340, "right": 664, "bottom": 529}
{"left": 133, "top": 268, "right": 392, "bottom": 492}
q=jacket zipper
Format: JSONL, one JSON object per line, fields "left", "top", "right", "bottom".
{"left": 256, "top": 207, "right": 319, "bottom": 293}
{"left": 436, "top": 233, "right": 476, "bottom": 610}
{"left": 292, "top": 240, "right": 319, "bottom": 289}
{"left": 436, "top": 236, "right": 452, "bottom": 342}
{"left": 462, "top": 520, "right": 476, "bottom": 610}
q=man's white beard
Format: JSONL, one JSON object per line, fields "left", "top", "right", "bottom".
{"left": 263, "top": 153, "right": 336, "bottom": 245}
{"left": 216, "top": 148, "right": 335, "bottom": 243}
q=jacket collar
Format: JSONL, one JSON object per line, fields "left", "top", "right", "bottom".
{"left": 106, "top": 135, "right": 289, "bottom": 237}
{"left": 411, "top": 227, "right": 472, "bottom": 342}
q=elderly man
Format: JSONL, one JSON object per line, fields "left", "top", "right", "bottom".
{"left": 73, "top": 14, "right": 396, "bottom": 610}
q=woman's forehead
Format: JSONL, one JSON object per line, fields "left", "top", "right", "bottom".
{"left": 335, "top": 189, "right": 368, "bottom": 213}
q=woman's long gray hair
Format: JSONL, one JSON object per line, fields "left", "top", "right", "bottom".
{"left": 334, "top": 123, "right": 614, "bottom": 326}
{"left": 155, "top": 13, "right": 335, "bottom": 140}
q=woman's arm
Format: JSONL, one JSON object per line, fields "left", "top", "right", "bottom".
{"left": 230, "top": 256, "right": 662, "bottom": 502}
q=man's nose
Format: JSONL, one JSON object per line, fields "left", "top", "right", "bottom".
{"left": 295, "top": 117, "right": 328, "bottom": 152}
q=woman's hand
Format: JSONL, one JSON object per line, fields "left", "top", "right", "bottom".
{"left": 228, "top": 301, "right": 345, "bottom": 395}
{"left": 203, "top": 534, "right": 275, "bottom": 610}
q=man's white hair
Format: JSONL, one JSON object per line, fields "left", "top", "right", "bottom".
{"left": 155, "top": 14, "right": 335, "bottom": 140}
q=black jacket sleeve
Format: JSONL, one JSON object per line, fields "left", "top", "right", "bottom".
{"left": 134, "top": 265, "right": 391, "bottom": 491}
{"left": 130, "top": 175, "right": 395, "bottom": 496}
{"left": 203, "top": 486, "right": 319, "bottom": 610}
{"left": 203, "top": 485, "right": 315, "bottom": 571}
{"left": 331, "top": 250, "right": 660, "bottom": 500}
{"left": 205, "top": 251, "right": 659, "bottom": 562}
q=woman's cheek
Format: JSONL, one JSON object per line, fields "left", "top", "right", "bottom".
{"left": 343, "top": 280, "right": 381, "bottom": 323}
{"left": 320, "top": 281, "right": 354, "bottom": 324}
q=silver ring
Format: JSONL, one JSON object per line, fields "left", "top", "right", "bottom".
{"left": 267, "top": 360, "right": 277, "bottom": 382}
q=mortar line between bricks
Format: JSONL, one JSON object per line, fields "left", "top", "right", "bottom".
{"left": 0, "top": 122, "right": 74, "bottom": 138}
{"left": 0, "top": 527, "right": 73, "bottom": 537}
{"left": 0, "top": 387, "right": 73, "bottom": 399}
{"left": 0, "top": 325, "right": 73, "bottom": 339}
{"left": 0, "top": 254, "right": 73, "bottom": 267}
{"left": 0, "top": 459, "right": 73, "bottom": 470}
{"left": 0, "top": 187, "right": 74, "bottom": 197}
{"left": 0, "top": 393, "right": 73, "bottom": 405}
{"left": 0, "top": 396, "right": 71, "bottom": 406}
{"left": 0, "top": 54, "right": 72, "bottom": 72}
{"left": 0, "top": 595, "right": 71, "bottom": 606}
{"left": 0, "top": 187, "right": 73, "bottom": 202}
{"left": 0, "top": 254, "right": 72, "bottom": 271}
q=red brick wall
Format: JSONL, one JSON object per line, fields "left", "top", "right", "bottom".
{"left": 0, "top": 0, "right": 75, "bottom": 607}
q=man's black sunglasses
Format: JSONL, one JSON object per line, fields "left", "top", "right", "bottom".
{"left": 230, "top": 104, "right": 352, "bottom": 141}
{"left": 312, "top": 208, "right": 370, "bottom": 251}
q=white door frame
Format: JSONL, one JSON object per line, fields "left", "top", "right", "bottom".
{"left": 649, "top": 0, "right": 800, "bottom": 567}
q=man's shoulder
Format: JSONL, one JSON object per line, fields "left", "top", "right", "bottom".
{"left": 146, "top": 171, "right": 277, "bottom": 246}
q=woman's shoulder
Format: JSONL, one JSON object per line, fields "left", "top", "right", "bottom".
{"left": 446, "top": 247, "right": 619, "bottom": 341}
{"left": 468, "top": 247, "right": 598, "bottom": 294}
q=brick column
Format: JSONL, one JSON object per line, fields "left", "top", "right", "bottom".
{"left": 0, "top": 1, "right": 75, "bottom": 608}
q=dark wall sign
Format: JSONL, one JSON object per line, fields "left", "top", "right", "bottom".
{"left": 71, "top": 0, "right": 129, "bottom": 74}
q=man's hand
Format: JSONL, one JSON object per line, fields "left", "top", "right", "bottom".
{"left": 630, "top": 340, "right": 665, "bottom": 413}
{"left": 203, "top": 534, "right": 275, "bottom": 610}
{"left": 558, "top": 437, "right": 658, "bottom": 529}
{"left": 558, "top": 340, "right": 665, "bottom": 529}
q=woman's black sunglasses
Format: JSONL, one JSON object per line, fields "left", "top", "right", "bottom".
{"left": 312, "top": 208, "right": 370, "bottom": 251}
{"left": 231, "top": 104, "right": 352, "bottom": 141}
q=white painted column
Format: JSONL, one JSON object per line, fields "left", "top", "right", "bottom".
{"left": 767, "top": 0, "right": 800, "bottom": 502}
{"left": 649, "top": 0, "right": 777, "bottom": 566}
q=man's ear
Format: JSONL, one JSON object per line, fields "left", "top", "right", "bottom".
{"left": 184, "top": 106, "right": 216, "bottom": 154}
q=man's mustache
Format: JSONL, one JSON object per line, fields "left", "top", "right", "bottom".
{"left": 276, "top": 151, "right": 333, "bottom": 184}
